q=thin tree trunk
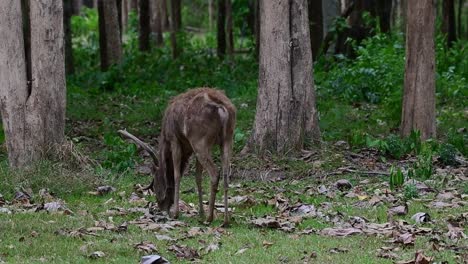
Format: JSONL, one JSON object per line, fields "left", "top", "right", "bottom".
{"left": 226, "top": 0, "right": 234, "bottom": 55}
{"left": 122, "top": 0, "right": 128, "bottom": 33}
{"left": 322, "top": 0, "right": 340, "bottom": 34}
{"left": 401, "top": 0, "right": 436, "bottom": 140}
{"left": 458, "top": 0, "right": 464, "bottom": 37}
{"left": 82, "top": 0, "right": 94, "bottom": 8}
{"left": 173, "top": 0, "right": 182, "bottom": 31}
{"left": 246, "top": 0, "right": 320, "bottom": 154}
{"left": 309, "top": 0, "right": 323, "bottom": 60}
{"left": 442, "top": 0, "right": 457, "bottom": 47}
{"left": 98, "top": 0, "right": 122, "bottom": 71}
{"left": 116, "top": 0, "right": 123, "bottom": 41}
{"left": 169, "top": 0, "right": 180, "bottom": 58}
{"left": 209, "top": 0, "right": 214, "bottom": 31}
{"left": 161, "top": 0, "right": 170, "bottom": 31}
{"left": 130, "top": 0, "right": 137, "bottom": 11}
{"left": 376, "top": 0, "right": 392, "bottom": 33}
{"left": 400, "top": 0, "right": 406, "bottom": 32}
{"left": 64, "top": 0, "right": 75, "bottom": 74}
{"left": 0, "top": 0, "right": 66, "bottom": 168}
{"left": 151, "top": 0, "right": 164, "bottom": 46}
{"left": 217, "top": 0, "right": 226, "bottom": 58}
{"left": 72, "top": 0, "right": 82, "bottom": 15}
{"left": 139, "top": 0, "right": 150, "bottom": 51}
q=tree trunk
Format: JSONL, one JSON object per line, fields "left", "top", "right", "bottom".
{"left": 121, "top": 0, "right": 128, "bottom": 33}
{"left": 64, "top": 0, "right": 75, "bottom": 74}
{"left": 209, "top": 0, "right": 215, "bottom": 31}
{"left": 247, "top": 0, "right": 320, "bottom": 154}
{"left": 0, "top": 0, "right": 66, "bottom": 168}
{"left": 309, "top": 0, "right": 323, "bottom": 60}
{"left": 169, "top": 0, "right": 180, "bottom": 58}
{"left": 82, "top": 0, "right": 94, "bottom": 8}
{"left": 458, "top": 0, "right": 464, "bottom": 37}
{"left": 254, "top": 0, "right": 260, "bottom": 58}
{"left": 226, "top": 0, "right": 234, "bottom": 55}
{"left": 442, "top": 0, "right": 457, "bottom": 47}
{"left": 322, "top": 0, "right": 340, "bottom": 34}
{"left": 217, "top": 0, "right": 226, "bottom": 58}
{"left": 151, "top": 0, "right": 164, "bottom": 46}
{"left": 400, "top": 0, "right": 406, "bottom": 32}
{"left": 72, "top": 0, "right": 82, "bottom": 15}
{"left": 130, "top": 0, "right": 137, "bottom": 11}
{"left": 139, "top": 0, "right": 150, "bottom": 51}
{"left": 376, "top": 0, "right": 392, "bottom": 33}
{"left": 98, "top": 0, "right": 122, "bottom": 71}
{"left": 401, "top": 0, "right": 436, "bottom": 140}
{"left": 116, "top": 0, "right": 123, "bottom": 40}
{"left": 161, "top": 0, "right": 170, "bottom": 31}
{"left": 172, "top": 0, "right": 182, "bottom": 31}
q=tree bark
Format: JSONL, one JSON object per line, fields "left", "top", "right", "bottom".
{"left": 322, "top": 0, "right": 340, "bottom": 34}
{"left": 247, "top": 0, "right": 320, "bottom": 154}
{"left": 458, "top": 0, "right": 464, "bottom": 37}
{"left": 150, "top": 0, "right": 164, "bottom": 46}
{"left": 209, "top": 0, "right": 215, "bottom": 31}
{"left": 139, "top": 0, "right": 150, "bottom": 51}
{"left": 121, "top": 0, "right": 128, "bottom": 33}
{"left": 172, "top": 0, "right": 182, "bottom": 31}
{"left": 130, "top": 0, "right": 137, "bottom": 11}
{"left": 64, "top": 0, "right": 75, "bottom": 74}
{"left": 0, "top": 0, "right": 67, "bottom": 168}
{"left": 161, "top": 0, "right": 170, "bottom": 31}
{"left": 116, "top": 0, "right": 123, "bottom": 40}
{"left": 309, "top": 0, "right": 323, "bottom": 60}
{"left": 376, "top": 0, "right": 392, "bottom": 33}
{"left": 226, "top": 0, "right": 234, "bottom": 55}
{"left": 169, "top": 0, "right": 180, "bottom": 58}
{"left": 401, "top": 0, "right": 436, "bottom": 140}
{"left": 98, "top": 0, "right": 122, "bottom": 71}
{"left": 82, "top": 0, "right": 94, "bottom": 8}
{"left": 72, "top": 0, "right": 82, "bottom": 15}
{"left": 442, "top": 0, "right": 457, "bottom": 47}
{"left": 217, "top": 0, "right": 226, "bottom": 58}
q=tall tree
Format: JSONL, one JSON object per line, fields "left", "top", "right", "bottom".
{"left": 139, "top": 0, "right": 150, "bottom": 51}
{"left": 129, "top": 0, "right": 137, "bottom": 11}
{"left": 161, "top": 0, "right": 170, "bottom": 31}
{"left": 401, "top": 0, "right": 436, "bottom": 140}
{"left": 246, "top": 0, "right": 320, "bottom": 154}
{"left": 64, "top": 0, "right": 75, "bottom": 74}
{"left": 217, "top": 0, "right": 227, "bottom": 58}
{"left": 172, "top": 0, "right": 182, "bottom": 31}
{"left": 72, "top": 0, "right": 82, "bottom": 15}
{"left": 150, "top": 0, "right": 164, "bottom": 46}
{"left": 442, "top": 0, "right": 457, "bottom": 47}
{"left": 82, "top": 0, "right": 95, "bottom": 8}
{"left": 309, "top": 0, "right": 323, "bottom": 60}
{"left": 209, "top": 0, "right": 215, "bottom": 31}
{"left": 226, "top": 0, "right": 234, "bottom": 55}
{"left": 376, "top": 0, "right": 392, "bottom": 33}
{"left": 121, "top": 0, "right": 128, "bottom": 33}
{"left": 98, "top": 0, "right": 122, "bottom": 71}
{"left": 399, "top": 0, "right": 406, "bottom": 32}
{"left": 458, "top": 0, "right": 464, "bottom": 37}
{"left": 0, "top": 0, "right": 67, "bottom": 168}
{"left": 169, "top": 0, "right": 180, "bottom": 58}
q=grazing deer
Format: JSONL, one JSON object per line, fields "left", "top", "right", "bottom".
{"left": 119, "top": 88, "right": 236, "bottom": 226}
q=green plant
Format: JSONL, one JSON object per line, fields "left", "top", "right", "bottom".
{"left": 438, "top": 143, "right": 458, "bottom": 166}
{"left": 404, "top": 184, "right": 419, "bottom": 200}
{"left": 389, "top": 166, "right": 404, "bottom": 190}
{"left": 409, "top": 151, "right": 434, "bottom": 180}
{"left": 102, "top": 134, "right": 139, "bottom": 172}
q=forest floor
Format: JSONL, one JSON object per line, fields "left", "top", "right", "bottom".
{"left": 0, "top": 141, "right": 467, "bottom": 263}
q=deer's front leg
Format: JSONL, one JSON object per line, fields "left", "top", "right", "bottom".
{"left": 170, "top": 142, "right": 182, "bottom": 219}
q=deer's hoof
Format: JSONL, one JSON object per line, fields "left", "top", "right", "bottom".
{"left": 169, "top": 207, "right": 179, "bottom": 219}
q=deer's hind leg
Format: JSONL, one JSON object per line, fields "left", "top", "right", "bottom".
{"left": 195, "top": 160, "right": 205, "bottom": 221}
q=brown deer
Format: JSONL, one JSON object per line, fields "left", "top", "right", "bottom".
{"left": 119, "top": 88, "right": 236, "bottom": 226}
